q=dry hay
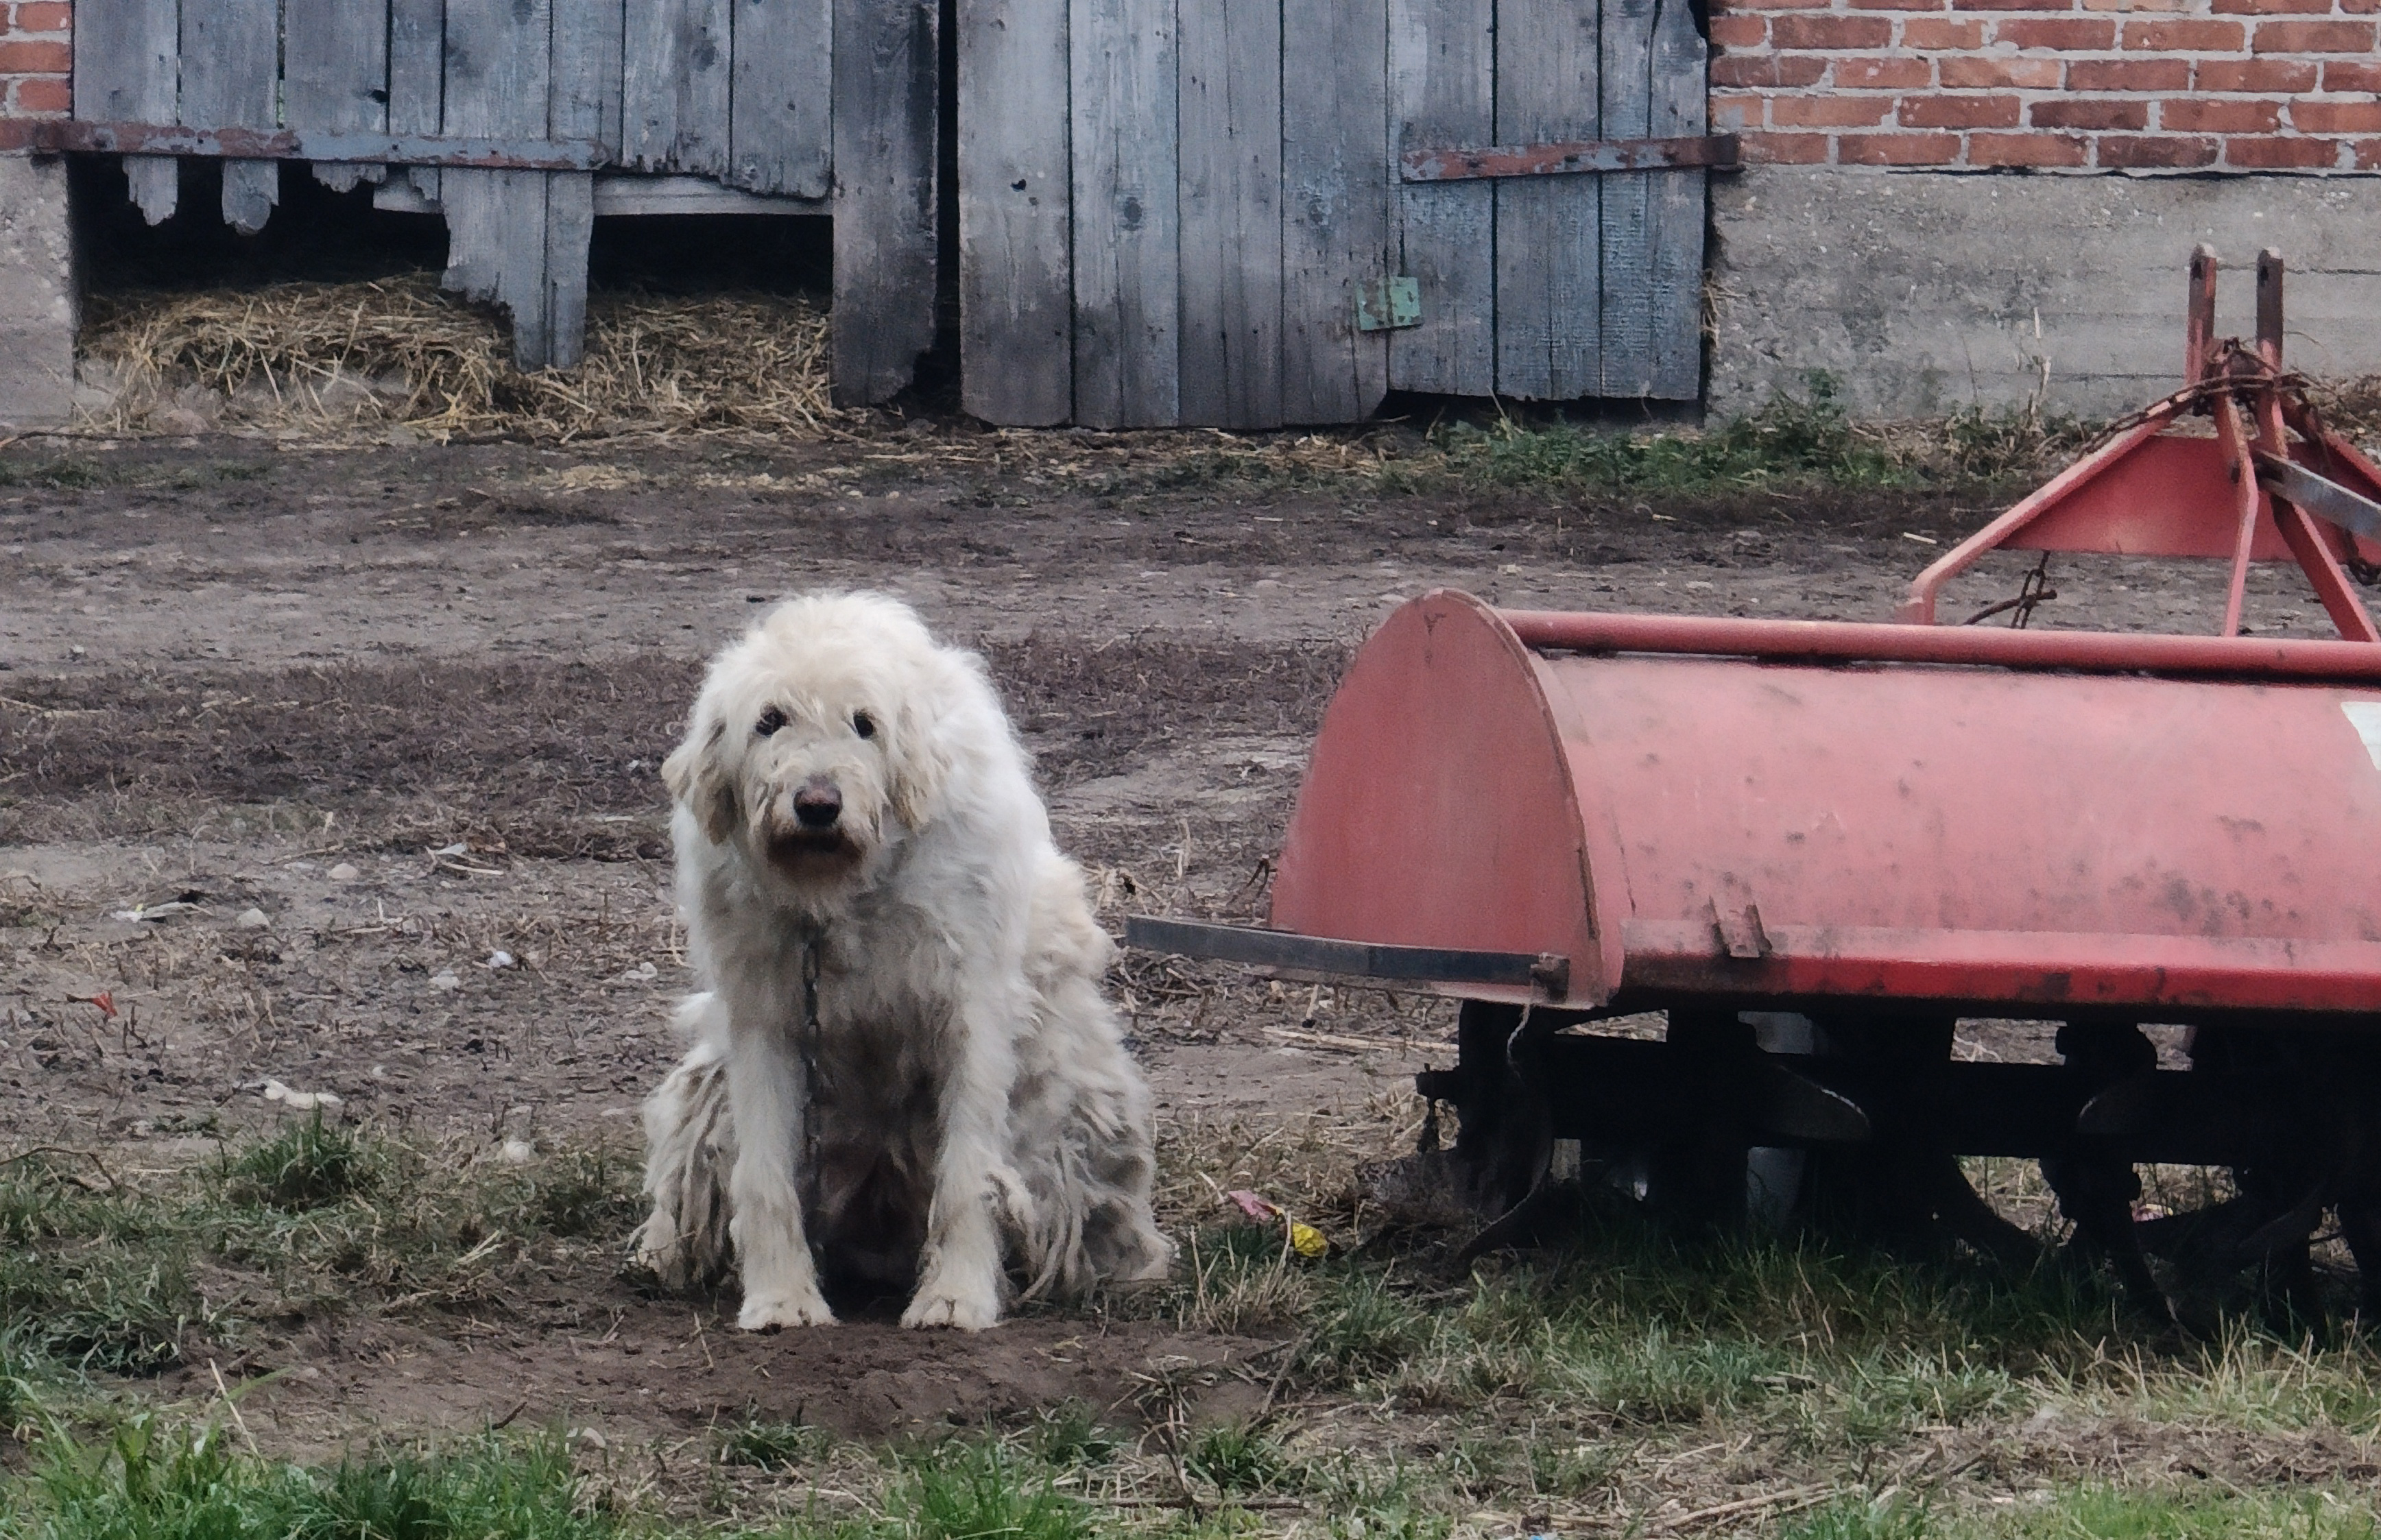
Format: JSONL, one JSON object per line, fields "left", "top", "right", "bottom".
{"left": 75, "top": 274, "right": 838, "bottom": 442}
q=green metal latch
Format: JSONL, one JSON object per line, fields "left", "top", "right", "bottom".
{"left": 1356, "top": 276, "right": 1422, "bottom": 333}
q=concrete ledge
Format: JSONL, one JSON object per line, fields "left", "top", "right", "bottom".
{"left": 1708, "top": 168, "right": 2381, "bottom": 420}
{"left": 0, "top": 154, "right": 77, "bottom": 431}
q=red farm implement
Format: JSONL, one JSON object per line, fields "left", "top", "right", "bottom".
{"left": 1129, "top": 249, "right": 2381, "bottom": 1317}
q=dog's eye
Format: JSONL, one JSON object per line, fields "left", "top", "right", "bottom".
{"left": 755, "top": 706, "right": 787, "bottom": 737}
{"left": 853, "top": 711, "right": 877, "bottom": 740}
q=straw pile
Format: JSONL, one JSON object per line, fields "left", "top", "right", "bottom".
{"left": 77, "top": 274, "right": 838, "bottom": 442}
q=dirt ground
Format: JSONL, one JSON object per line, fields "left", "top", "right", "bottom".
{"left": 0, "top": 428, "right": 2369, "bottom": 1479}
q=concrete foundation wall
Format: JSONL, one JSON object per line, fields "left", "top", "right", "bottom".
{"left": 0, "top": 154, "right": 76, "bottom": 431}
{"left": 1708, "top": 167, "right": 2381, "bottom": 420}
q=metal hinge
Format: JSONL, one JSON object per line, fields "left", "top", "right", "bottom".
{"left": 1356, "top": 276, "right": 1422, "bottom": 333}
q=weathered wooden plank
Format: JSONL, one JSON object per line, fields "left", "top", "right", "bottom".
{"left": 179, "top": 0, "right": 280, "bottom": 232}
{"left": 1177, "top": 0, "right": 1282, "bottom": 429}
{"left": 74, "top": 0, "right": 180, "bottom": 222}
{"left": 389, "top": 0, "right": 446, "bottom": 200}
{"left": 624, "top": 0, "right": 732, "bottom": 178}
{"left": 553, "top": 0, "right": 627, "bottom": 159}
{"left": 1495, "top": 0, "right": 1601, "bottom": 398}
{"left": 1281, "top": 0, "right": 1388, "bottom": 424}
{"left": 959, "top": 0, "right": 1073, "bottom": 424}
{"left": 544, "top": 173, "right": 597, "bottom": 368}
{"left": 1642, "top": 0, "right": 1706, "bottom": 400}
{"left": 1596, "top": 0, "right": 1657, "bottom": 396}
{"left": 830, "top": 0, "right": 940, "bottom": 404}
{"left": 1387, "top": 0, "right": 1491, "bottom": 396}
{"left": 287, "top": 0, "right": 392, "bottom": 193}
{"left": 732, "top": 0, "right": 833, "bottom": 197}
{"left": 443, "top": 0, "right": 571, "bottom": 368}
{"left": 1068, "top": 0, "right": 1180, "bottom": 426}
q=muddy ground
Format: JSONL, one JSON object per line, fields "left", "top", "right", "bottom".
{"left": 0, "top": 428, "right": 2365, "bottom": 1476}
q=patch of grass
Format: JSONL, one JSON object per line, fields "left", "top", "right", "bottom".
{"left": 1184, "top": 1420, "right": 1285, "bottom": 1494}
{"left": 718, "top": 1417, "right": 830, "bottom": 1471}
{"left": 3, "top": 1417, "right": 612, "bottom": 1540}
{"left": 1782, "top": 1487, "right": 2381, "bottom": 1540}
{"left": 0, "top": 1127, "right": 643, "bottom": 1377}
{"left": 1024, "top": 1402, "right": 1119, "bottom": 1468}
{"left": 223, "top": 1114, "right": 380, "bottom": 1212}
{"left": 898, "top": 1443, "right": 1089, "bottom": 1540}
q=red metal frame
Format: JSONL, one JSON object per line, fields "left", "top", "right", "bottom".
{"left": 1898, "top": 247, "right": 2381, "bottom": 642}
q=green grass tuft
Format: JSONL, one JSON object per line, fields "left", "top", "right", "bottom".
{"left": 899, "top": 1443, "right": 1089, "bottom": 1540}
{"left": 224, "top": 1114, "right": 379, "bottom": 1212}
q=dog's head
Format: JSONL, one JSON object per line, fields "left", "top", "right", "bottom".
{"left": 664, "top": 592, "right": 959, "bottom": 900}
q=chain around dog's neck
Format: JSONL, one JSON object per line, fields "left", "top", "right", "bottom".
{"left": 798, "top": 923, "right": 824, "bottom": 1264}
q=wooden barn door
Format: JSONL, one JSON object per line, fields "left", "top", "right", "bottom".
{"left": 1393, "top": 0, "right": 1709, "bottom": 401}
{"left": 959, "top": 0, "right": 1714, "bottom": 426}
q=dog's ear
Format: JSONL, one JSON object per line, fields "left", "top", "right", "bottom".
{"left": 662, "top": 716, "right": 743, "bottom": 845}
{"left": 886, "top": 698, "right": 955, "bottom": 832}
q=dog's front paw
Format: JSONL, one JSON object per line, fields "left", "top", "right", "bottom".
{"left": 738, "top": 1284, "right": 836, "bottom": 1330}
{"left": 900, "top": 1273, "right": 1002, "bottom": 1331}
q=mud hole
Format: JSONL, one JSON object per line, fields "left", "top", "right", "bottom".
{"left": 1, "top": 432, "right": 2376, "bottom": 1527}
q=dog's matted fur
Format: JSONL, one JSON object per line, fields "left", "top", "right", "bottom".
{"left": 632, "top": 592, "right": 1170, "bottom": 1329}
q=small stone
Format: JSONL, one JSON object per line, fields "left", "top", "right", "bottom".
{"left": 429, "top": 970, "right": 462, "bottom": 991}
{"left": 328, "top": 863, "right": 360, "bottom": 882}
{"left": 236, "top": 907, "right": 269, "bottom": 929}
{"left": 500, "top": 1136, "right": 536, "bottom": 1164}
{"left": 486, "top": 949, "right": 516, "bottom": 969}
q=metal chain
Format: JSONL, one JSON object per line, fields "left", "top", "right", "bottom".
{"left": 799, "top": 925, "right": 825, "bottom": 1264}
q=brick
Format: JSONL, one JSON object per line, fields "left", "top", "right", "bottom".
{"left": 2122, "top": 18, "right": 2245, "bottom": 49}
{"left": 2096, "top": 134, "right": 2218, "bottom": 167}
{"left": 2354, "top": 137, "right": 2381, "bottom": 169}
{"left": 1712, "top": 55, "right": 1828, "bottom": 86}
{"left": 2083, "top": 0, "right": 2188, "bottom": 10}
{"left": 2068, "top": 58, "right": 2188, "bottom": 91}
{"left": 2194, "top": 59, "right": 2317, "bottom": 93}
{"left": 2161, "top": 97, "right": 2281, "bottom": 132}
{"left": 2226, "top": 134, "right": 2340, "bottom": 166}
{"left": 2214, "top": 0, "right": 2330, "bottom": 11}
{"left": 1712, "top": 0, "right": 1831, "bottom": 10}
{"left": 1834, "top": 55, "right": 1934, "bottom": 88}
{"left": 2344, "top": 0, "right": 2381, "bottom": 12}
{"left": 2030, "top": 97, "right": 2148, "bottom": 129}
{"left": 1970, "top": 131, "right": 2090, "bottom": 165}
{"left": 1840, "top": 131, "right": 1963, "bottom": 164}
{"left": 1707, "top": 14, "right": 1768, "bottom": 46}
{"left": 1740, "top": 130, "right": 1833, "bottom": 163}
{"left": 2253, "top": 19, "right": 2374, "bottom": 51}
{"left": 1712, "top": 93, "right": 1768, "bottom": 130}
{"left": 2291, "top": 98, "right": 2381, "bottom": 132}
{"left": 1994, "top": 17, "right": 2116, "bottom": 47}
{"left": 0, "top": 38, "right": 67, "bottom": 70}
{"left": 12, "top": 1, "right": 72, "bottom": 30}
{"left": 1941, "top": 55, "right": 2063, "bottom": 88}
{"left": 1897, "top": 92, "right": 2022, "bottom": 127}
{"left": 1900, "top": 16, "right": 1987, "bottom": 46}
{"left": 1771, "top": 13, "right": 1894, "bottom": 47}
{"left": 1950, "top": 0, "right": 2052, "bottom": 10}
{"left": 1774, "top": 94, "right": 1898, "bottom": 125}
{"left": 2324, "top": 61, "right": 2381, "bottom": 91}
{"left": 1849, "top": 0, "right": 1941, "bottom": 9}
{"left": 12, "top": 75, "right": 69, "bottom": 114}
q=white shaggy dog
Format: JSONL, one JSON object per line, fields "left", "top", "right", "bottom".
{"left": 632, "top": 592, "right": 1170, "bottom": 1330}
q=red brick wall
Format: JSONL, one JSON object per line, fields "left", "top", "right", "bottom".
{"left": 1710, "top": 0, "right": 2381, "bottom": 170}
{"left": 0, "top": 0, "right": 70, "bottom": 147}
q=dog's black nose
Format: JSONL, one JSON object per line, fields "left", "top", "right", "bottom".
{"left": 793, "top": 785, "right": 842, "bottom": 828}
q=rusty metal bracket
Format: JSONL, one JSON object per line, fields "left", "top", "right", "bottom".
{"left": 1125, "top": 915, "right": 1568, "bottom": 994}
{"left": 1400, "top": 132, "right": 1739, "bottom": 184}
{"left": 33, "top": 119, "right": 610, "bottom": 171}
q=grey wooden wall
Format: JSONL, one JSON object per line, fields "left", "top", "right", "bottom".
{"left": 961, "top": 0, "right": 1710, "bottom": 427}
{"left": 71, "top": 0, "right": 936, "bottom": 398}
